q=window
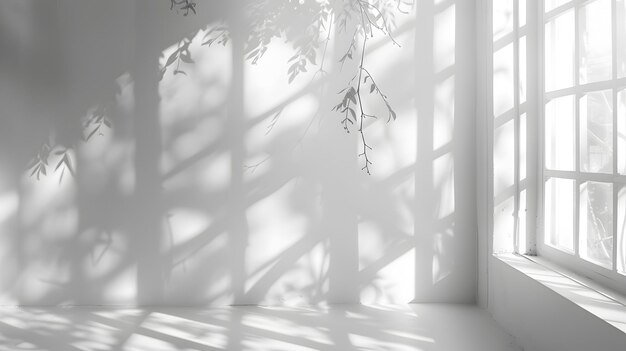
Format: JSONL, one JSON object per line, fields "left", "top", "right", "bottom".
{"left": 489, "top": 0, "right": 626, "bottom": 294}
{"left": 492, "top": 0, "right": 533, "bottom": 257}
{"left": 539, "top": 0, "right": 626, "bottom": 291}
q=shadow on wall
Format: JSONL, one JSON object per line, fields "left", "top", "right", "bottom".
{"left": 412, "top": 0, "right": 476, "bottom": 302}
{"left": 0, "top": 0, "right": 476, "bottom": 307}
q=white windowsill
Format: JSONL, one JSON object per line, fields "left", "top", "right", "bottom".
{"left": 494, "top": 253, "right": 626, "bottom": 335}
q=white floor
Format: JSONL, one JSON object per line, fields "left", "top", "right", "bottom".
{"left": 0, "top": 304, "right": 521, "bottom": 351}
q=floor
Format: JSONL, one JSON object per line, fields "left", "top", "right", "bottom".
{"left": 0, "top": 304, "right": 521, "bottom": 351}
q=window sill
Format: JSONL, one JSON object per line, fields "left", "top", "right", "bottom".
{"left": 494, "top": 253, "right": 626, "bottom": 335}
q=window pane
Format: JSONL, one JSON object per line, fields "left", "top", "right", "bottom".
{"left": 518, "top": 189, "right": 528, "bottom": 253}
{"left": 520, "top": 113, "right": 527, "bottom": 180}
{"left": 546, "top": 0, "right": 572, "bottom": 12}
{"left": 520, "top": 35, "right": 527, "bottom": 105}
{"left": 580, "top": 182, "right": 613, "bottom": 268}
{"left": 493, "top": 0, "right": 514, "bottom": 42}
{"left": 494, "top": 120, "right": 515, "bottom": 196}
{"left": 545, "top": 178, "right": 575, "bottom": 251}
{"left": 617, "top": 0, "right": 626, "bottom": 78}
{"left": 618, "top": 186, "right": 626, "bottom": 274}
{"left": 494, "top": 43, "right": 515, "bottom": 117}
{"left": 579, "top": 0, "right": 612, "bottom": 84}
{"left": 580, "top": 90, "right": 613, "bottom": 173}
{"left": 545, "top": 96, "right": 575, "bottom": 171}
{"left": 494, "top": 196, "right": 516, "bottom": 253}
{"left": 519, "top": 0, "right": 527, "bottom": 28}
{"left": 546, "top": 10, "right": 575, "bottom": 91}
{"left": 617, "top": 90, "right": 626, "bottom": 175}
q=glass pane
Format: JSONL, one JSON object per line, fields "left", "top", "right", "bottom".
{"left": 520, "top": 35, "right": 527, "bottom": 105}
{"left": 618, "top": 186, "right": 626, "bottom": 274}
{"left": 520, "top": 113, "right": 527, "bottom": 180}
{"left": 619, "top": 90, "right": 626, "bottom": 175}
{"left": 546, "top": 0, "right": 572, "bottom": 12}
{"left": 494, "top": 43, "right": 515, "bottom": 117}
{"left": 545, "top": 178, "right": 575, "bottom": 251}
{"left": 579, "top": 181, "right": 613, "bottom": 268}
{"left": 580, "top": 90, "right": 613, "bottom": 173}
{"left": 545, "top": 96, "right": 575, "bottom": 171}
{"left": 617, "top": 0, "right": 626, "bottom": 77}
{"left": 579, "top": 0, "right": 612, "bottom": 84}
{"left": 546, "top": 10, "right": 575, "bottom": 91}
{"left": 494, "top": 119, "right": 515, "bottom": 196}
{"left": 494, "top": 0, "right": 514, "bottom": 42}
{"left": 519, "top": 0, "right": 527, "bottom": 28}
{"left": 518, "top": 189, "right": 528, "bottom": 253}
{"left": 494, "top": 196, "right": 516, "bottom": 253}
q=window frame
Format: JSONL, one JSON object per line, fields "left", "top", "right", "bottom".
{"left": 536, "top": 0, "right": 626, "bottom": 294}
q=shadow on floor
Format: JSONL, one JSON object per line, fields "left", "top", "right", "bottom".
{"left": 0, "top": 304, "right": 521, "bottom": 351}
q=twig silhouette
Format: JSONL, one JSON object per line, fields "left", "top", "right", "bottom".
{"left": 170, "top": 0, "right": 197, "bottom": 16}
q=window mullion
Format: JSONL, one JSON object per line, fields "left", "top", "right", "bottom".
{"left": 574, "top": 1, "right": 581, "bottom": 257}
{"left": 545, "top": 1, "right": 578, "bottom": 21}
{"left": 527, "top": 0, "right": 539, "bottom": 255}
{"left": 614, "top": 175, "right": 619, "bottom": 273}
{"left": 545, "top": 77, "right": 626, "bottom": 100}
{"left": 538, "top": 0, "right": 546, "bottom": 252}
{"left": 514, "top": 0, "right": 521, "bottom": 253}
{"left": 612, "top": 0, "right": 619, "bottom": 272}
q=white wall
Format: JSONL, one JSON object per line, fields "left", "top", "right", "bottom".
{"left": 0, "top": 0, "right": 477, "bottom": 306}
